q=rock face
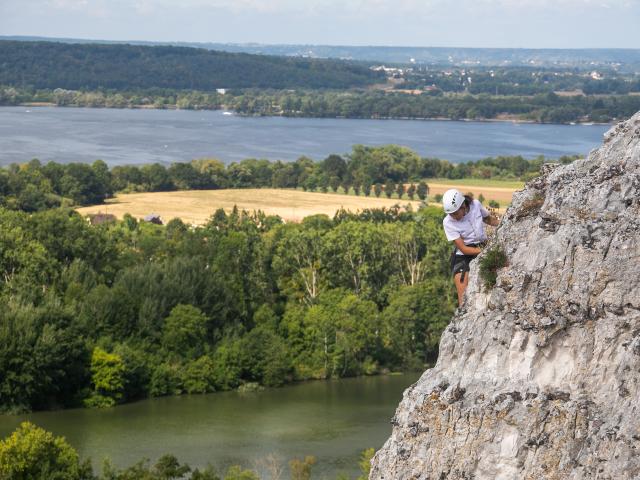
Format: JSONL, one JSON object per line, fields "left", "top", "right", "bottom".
{"left": 371, "top": 112, "right": 640, "bottom": 480}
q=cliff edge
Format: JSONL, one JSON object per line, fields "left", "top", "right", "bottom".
{"left": 371, "top": 112, "right": 640, "bottom": 480}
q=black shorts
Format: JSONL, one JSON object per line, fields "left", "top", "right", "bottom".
{"left": 450, "top": 254, "right": 477, "bottom": 277}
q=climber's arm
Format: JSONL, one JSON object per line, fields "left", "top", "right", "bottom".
{"left": 453, "top": 238, "right": 481, "bottom": 256}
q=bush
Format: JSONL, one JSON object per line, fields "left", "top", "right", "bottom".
{"left": 0, "top": 422, "right": 92, "bottom": 480}
{"left": 478, "top": 245, "right": 507, "bottom": 289}
{"left": 289, "top": 456, "right": 316, "bottom": 480}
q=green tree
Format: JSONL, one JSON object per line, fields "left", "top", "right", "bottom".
{"left": 382, "top": 280, "right": 454, "bottom": 367}
{"left": 357, "top": 448, "right": 375, "bottom": 480}
{"left": 161, "top": 305, "right": 209, "bottom": 359}
{"left": 0, "top": 422, "right": 92, "bottom": 480}
{"left": 85, "top": 347, "right": 126, "bottom": 408}
{"left": 384, "top": 181, "right": 394, "bottom": 198}
{"left": 288, "top": 456, "right": 316, "bottom": 480}
{"left": 373, "top": 183, "right": 382, "bottom": 198}
{"left": 223, "top": 466, "right": 259, "bottom": 480}
{"left": 0, "top": 302, "right": 89, "bottom": 413}
{"left": 406, "top": 183, "right": 416, "bottom": 200}
{"left": 416, "top": 181, "right": 429, "bottom": 201}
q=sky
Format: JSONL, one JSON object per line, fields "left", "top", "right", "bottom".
{"left": 1, "top": 0, "right": 639, "bottom": 48}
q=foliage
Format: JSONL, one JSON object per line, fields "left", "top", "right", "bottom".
{"left": 0, "top": 422, "right": 92, "bottom": 480}
{"left": 288, "top": 456, "right": 316, "bottom": 480}
{"left": 0, "top": 423, "right": 381, "bottom": 480}
{"left": 478, "top": 245, "right": 508, "bottom": 290}
{"left": 0, "top": 193, "right": 457, "bottom": 412}
{"left": 222, "top": 466, "right": 259, "bottom": 480}
{"left": 84, "top": 347, "right": 126, "bottom": 408}
{"left": 357, "top": 448, "right": 375, "bottom": 480}
{"left": 0, "top": 149, "right": 579, "bottom": 217}
{"left": 0, "top": 41, "right": 382, "bottom": 91}
{"left": 162, "top": 305, "right": 209, "bottom": 359}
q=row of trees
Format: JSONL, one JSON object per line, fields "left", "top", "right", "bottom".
{"left": 0, "top": 147, "right": 570, "bottom": 211}
{"left": 0, "top": 203, "right": 454, "bottom": 413}
{"left": 226, "top": 90, "right": 640, "bottom": 124}
{"left": 3, "top": 84, "right": 639, "bottom": 123}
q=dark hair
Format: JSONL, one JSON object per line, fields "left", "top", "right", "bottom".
{"left": 463, "top": 195, "right": 473, "bottom": 209}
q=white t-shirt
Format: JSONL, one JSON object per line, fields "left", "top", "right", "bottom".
{"left": 442, "top": 199, "right": 490, "bottom": 255}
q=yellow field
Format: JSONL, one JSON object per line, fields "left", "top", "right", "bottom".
{"left": 427, "top": 181, "right": 520, "bottom": 205}
{"left": 76, "top": 189, "right": 422, "bottom": 224}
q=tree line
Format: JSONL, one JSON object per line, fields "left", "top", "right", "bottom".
{"left": 3, "top": 84, "right": 639, "bottom": 123}
{"left": 0, "top": 421, "right": 373, "bottom": 479}
{"left": 226, "top": 90, "right": 640, "bottom": 124}
{"left": 0, "top": 41, "right": 383, "bottom": 90}
{"left": 0, "top": 146, "right": 574, "bottom": 211}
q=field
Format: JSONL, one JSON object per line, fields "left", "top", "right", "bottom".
{"left": 76, "top": 189, "right": 422, "bottom": 224}
{"left": 425, "top": 178, "right": 523, "bottom": 206}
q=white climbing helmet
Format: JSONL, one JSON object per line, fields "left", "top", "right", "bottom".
{"left": 442, "top": 189, "right": 465, "bottom": 214}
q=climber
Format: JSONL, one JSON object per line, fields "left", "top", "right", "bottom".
{"left": 442, "top": 189, "right": 499, "bottom": 307}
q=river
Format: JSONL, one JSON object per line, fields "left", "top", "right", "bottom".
{"left": 0, "top": 106, "right": 609, "bottom": 166}
{"left": 0, "top": 373, "right": 420, "bottom": 479}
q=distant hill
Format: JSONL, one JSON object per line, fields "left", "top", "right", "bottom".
{"left": 0, "top": 40, "right": 383, "bottom": 90}
{"left": 3, "top": 36, "right": 640, "bottom": 71}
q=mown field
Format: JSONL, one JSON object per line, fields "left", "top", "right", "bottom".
{"left": 76, "top": 188, "right": 423, "bottom": 224}
{"left": 77, "top": 181, "right": 521, "bottom": 223}
{"left": 426, "top": 179, "right": 523, "bottom": 206}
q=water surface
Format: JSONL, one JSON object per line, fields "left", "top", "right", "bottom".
{"left": 0, "top": 374, "right": 420, "bottom": 479}
{"left": 0, "top": 106, "right": 609, "bottom": 166}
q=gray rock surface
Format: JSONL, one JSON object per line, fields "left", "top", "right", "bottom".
{"left": 371, "top": 112, "right": 640, "bottom": 480}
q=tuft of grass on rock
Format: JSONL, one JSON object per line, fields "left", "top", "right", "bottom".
{"left": 515, "top": 193, "right": 545, "bottom": 219}
{"left": 479, "top": 245, "right": 508, "bottom": 290}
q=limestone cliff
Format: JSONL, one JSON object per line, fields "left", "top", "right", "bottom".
{"left": 371, "top": 112, "right": 640, "bottom": 480}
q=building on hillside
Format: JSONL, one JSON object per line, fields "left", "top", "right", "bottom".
{"left": 144, "top": 214, "right": 163, "bottom": 225}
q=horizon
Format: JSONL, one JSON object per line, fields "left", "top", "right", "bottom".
{"left": 3, "top": 34, "right": 640, "bottom": 51}
{"left": 1, "top": 0, "right": 638, "bottom": 49}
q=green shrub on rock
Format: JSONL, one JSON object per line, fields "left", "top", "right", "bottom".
{"left": 479, "top": 245, "right": 508, "bottom": 290}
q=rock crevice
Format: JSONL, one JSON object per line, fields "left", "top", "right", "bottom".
{"left": 370, "top": 112, "right": 640, "bottom": 479}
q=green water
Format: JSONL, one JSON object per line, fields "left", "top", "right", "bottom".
{"left": 0, "top": 373, "right": 421, "bottom": 479}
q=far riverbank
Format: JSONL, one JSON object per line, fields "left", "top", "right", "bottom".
{"left": 16, "top": 102, "right": 613, "bottom": 126}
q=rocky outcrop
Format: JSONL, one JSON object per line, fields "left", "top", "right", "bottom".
{"left": 371, "top": 112, "right": 640, "bottom": 480}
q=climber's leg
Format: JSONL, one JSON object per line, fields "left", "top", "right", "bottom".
{"left": 453, "top": 271, "right": 469, "bottom": 307}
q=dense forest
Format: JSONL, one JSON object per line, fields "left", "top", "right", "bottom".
{"left": 0, "top": 201, "right": 453, "bottom": 413}
{"left": 0, "top": 146, "right": 569, "bottom": 211}
{"left": 0, "top": 41, "right": 383, "bottom": 90}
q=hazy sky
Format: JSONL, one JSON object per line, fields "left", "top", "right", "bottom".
{"left": 1, "top": 0, "right": 638, "bottom": 48}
